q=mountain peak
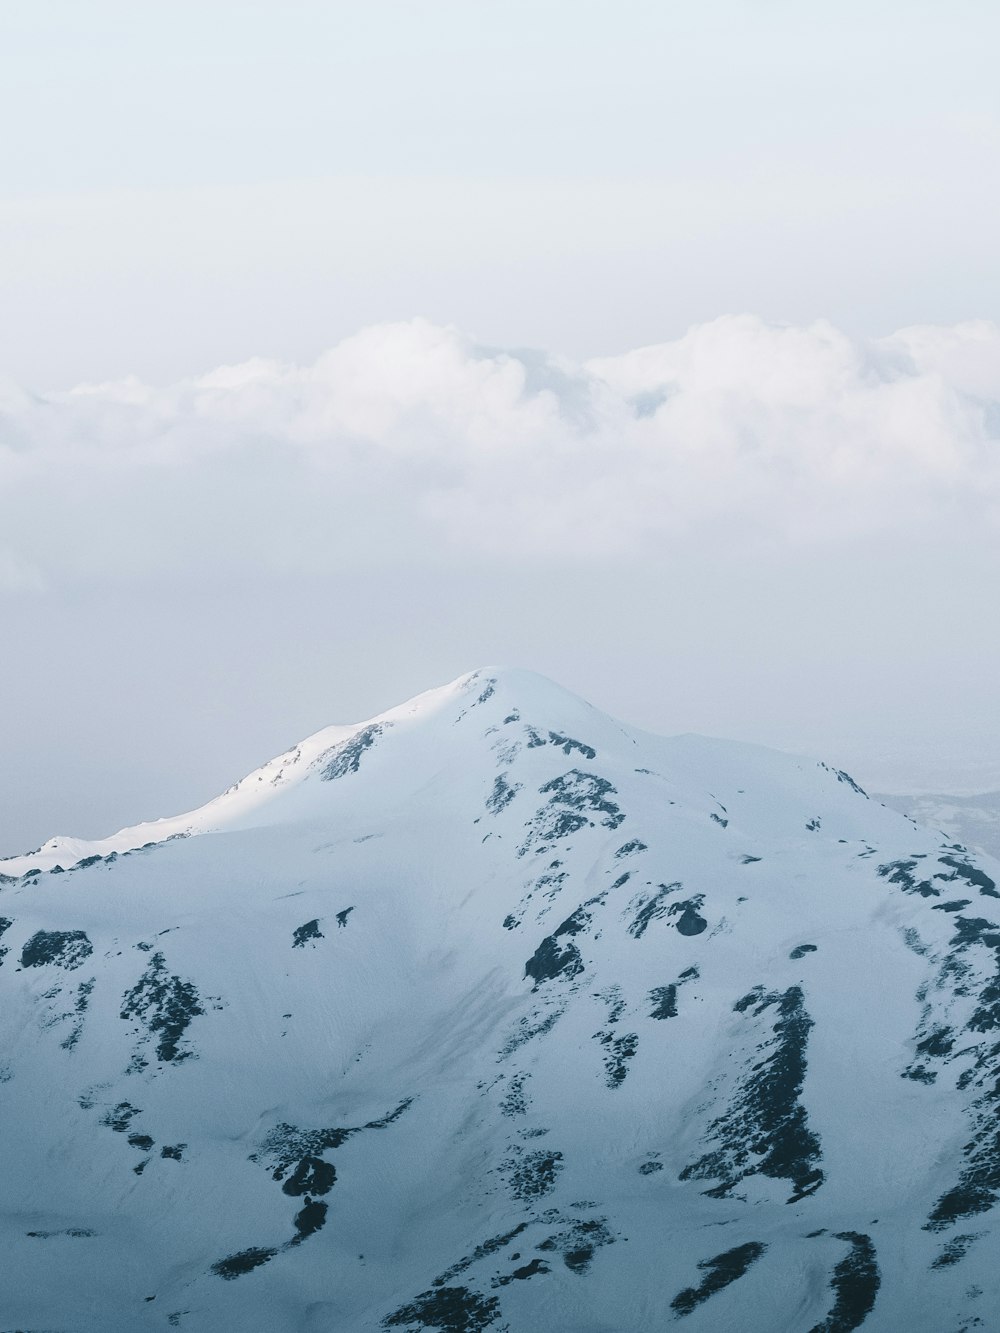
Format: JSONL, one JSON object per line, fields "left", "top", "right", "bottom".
{"left": 3, "top": 671, "right": 1000, "bottom": 1329}
{"left": 0, "top": 668, "right": 612, "bottom": 875}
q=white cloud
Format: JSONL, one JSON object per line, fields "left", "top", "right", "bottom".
{"left": 1, "top": 315, "right": 999, "bottom": 589}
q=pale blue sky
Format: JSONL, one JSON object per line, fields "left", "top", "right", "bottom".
{"left": 3, "top": 1, "right": 995, "bottom": 188}
{"left": 2, "top": 1, "right": 998, "bottom": 385}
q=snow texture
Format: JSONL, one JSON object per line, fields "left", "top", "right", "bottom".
{"left": 2, "top": 666, "right": 1000, "bottom": 1330}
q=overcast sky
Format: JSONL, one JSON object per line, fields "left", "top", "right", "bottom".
{"left": 2, "top": 1, "right": 1000, "bottom": 855}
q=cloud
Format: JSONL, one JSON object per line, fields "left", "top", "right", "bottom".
{"left": 1, "top": 315, "right": 999, "bottom": 590}
{"left": 0, "top": 548, "right": 45, "bottom": 594}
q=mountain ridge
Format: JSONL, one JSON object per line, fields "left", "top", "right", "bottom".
{"left": 1, "top": 668, "right": 618, "bottom": 874}
{"left": 1, "top": 668, "right": 999, "bottom": 1331}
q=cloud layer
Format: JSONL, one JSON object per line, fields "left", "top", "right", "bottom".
{"left": 2, "top": 315, "right": 999, "bottom": 592}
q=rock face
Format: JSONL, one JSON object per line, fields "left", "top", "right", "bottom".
{"left": 1, "top": 667, "right": 999, "bottom": 1331}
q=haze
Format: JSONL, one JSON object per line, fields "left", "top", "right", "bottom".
{"left": 2, "top": 0, "right": 999, "bottom": 855}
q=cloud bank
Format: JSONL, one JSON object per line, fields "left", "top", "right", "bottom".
{"left": 2, "top": 315, "right": 999, "bottom": 591}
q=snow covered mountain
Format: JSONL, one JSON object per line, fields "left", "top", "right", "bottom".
{"left": 2, "top": 667, "right": 1000, "bottom": 1333}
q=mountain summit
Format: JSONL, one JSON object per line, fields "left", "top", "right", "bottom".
{"left": 2, "top": 668, "right": 999, "bottom": 1332}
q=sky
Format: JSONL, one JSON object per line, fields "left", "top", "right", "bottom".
{"left": 2, "top": 1, "right": 1000, "bottom": 855}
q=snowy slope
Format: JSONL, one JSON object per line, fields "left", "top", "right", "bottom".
{"left": 1, "top": 668, "right": 999, "bottom": 1332}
